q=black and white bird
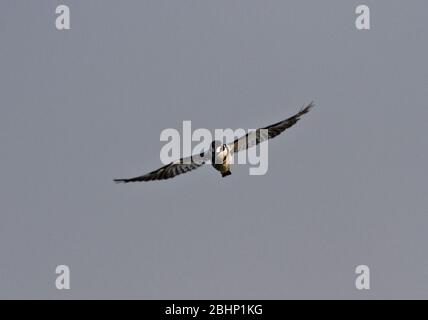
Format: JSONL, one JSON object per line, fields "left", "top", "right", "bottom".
{"left": 114, "top": 102, "right": 313, "bottom": 183}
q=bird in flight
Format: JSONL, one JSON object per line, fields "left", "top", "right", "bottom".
{"left": 114, "top": 102, "right": 314, "bottom": 183}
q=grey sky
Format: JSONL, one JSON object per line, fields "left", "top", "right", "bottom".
{"left": 0, "top": 0, "right": 427, "bottom": 299}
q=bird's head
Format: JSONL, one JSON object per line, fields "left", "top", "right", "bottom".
{"left": 210, "top": 140, "right": 225, "bottom": 154}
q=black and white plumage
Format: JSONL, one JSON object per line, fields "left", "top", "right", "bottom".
{"left": 114, "top": 153, "right": 207, "bottom": 182}
{"left": 228, "top": 102, "right": 314, "bottom": 154}
{"left": 114, "top": 102, "right": 313, "bottom": 183}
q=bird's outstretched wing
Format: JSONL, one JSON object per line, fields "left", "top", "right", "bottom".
{"left": 114, "top": 153, "right": 208, "bottom": 183}
{"left": 228, "top": 102, "right": 314, "bottom": 154}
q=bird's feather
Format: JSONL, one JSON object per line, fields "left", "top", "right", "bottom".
{"left": 114, "top": 153, "right": 207, "bottom": 183}
{"left": 229, "top": 102, "right": 314, "bottom": 154}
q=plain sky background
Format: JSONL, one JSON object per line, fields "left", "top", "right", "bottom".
{"left": 0, "top": 0, "right": 427, "bottom": 299}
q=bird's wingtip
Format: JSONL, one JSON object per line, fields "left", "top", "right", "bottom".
{"left": 301, "top": 101, "right": 315, "bottom": 113}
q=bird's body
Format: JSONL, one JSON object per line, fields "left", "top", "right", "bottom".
{"left": 114, "top": 102, "right": 314, "bottom": 183}
{"left": 211, "top": 143, "right": 232, "bottom": 177}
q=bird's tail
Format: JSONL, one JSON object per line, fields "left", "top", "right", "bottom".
{"left": 221, "top": 170, "right": 232, "bottom": 178}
